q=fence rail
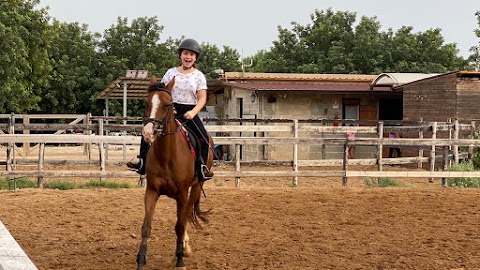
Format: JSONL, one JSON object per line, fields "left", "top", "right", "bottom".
{"left": 1, "top": 115, "right": 479, "bottom": 188}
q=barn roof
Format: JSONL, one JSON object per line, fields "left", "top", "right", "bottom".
{"left": 96, "top": 70, "right": 224, "bottom": 100}
{"left": 221, "top": 72, "right": 390, "bottom": 92}
{"left": 223, "top": 81, "right": 391, "bottom": 92}
{"left": 370, "top": 73, "right": 440, "bottom": 89}
{"left": 392, "top": 70, "right": 480, "bottom": 89}
{"left": 223, "top": 72, "right": 376, "bottom": 82}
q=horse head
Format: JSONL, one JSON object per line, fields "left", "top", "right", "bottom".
{"left": 143, "top": 75, "right": 175, "bottom": 144}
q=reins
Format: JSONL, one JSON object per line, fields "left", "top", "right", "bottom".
{"left": 143, "top": 88, "right": 180, "bottom": 137}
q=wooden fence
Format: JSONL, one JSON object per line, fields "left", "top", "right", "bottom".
{"left": 1, "top": 114, "right": 479, "bottom": 188}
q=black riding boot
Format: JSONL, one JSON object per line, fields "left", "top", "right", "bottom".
{"left": 127, "top": 137, "right": 149, "bottom": 175}
{"left": 198, "top": 140, "right": 213, "bottom": 181}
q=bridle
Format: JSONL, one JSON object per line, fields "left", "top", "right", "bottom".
{"left": 143, "top": 89, "right": 180, "bottom": 137}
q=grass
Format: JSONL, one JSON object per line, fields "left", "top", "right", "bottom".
{"left": 45, "top": 180, "right": 76, "bottom": 190}
{"left": 81, "top": 180, "right": 132, "bottom": 189}
{"left": 1, "top": 178, "right": 134, "bottom": 190}
{"left": 363, "top": 177, "right": 406, "bottom": 188}
{"left": 0, "top": 178, "right": 36, "bottom": 190}
{"left": 447, "top": 162, "right": 480, "bottom": 188}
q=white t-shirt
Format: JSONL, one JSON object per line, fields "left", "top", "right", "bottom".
{"left": 161, "top": 67, "right": 207, "bottom": 105}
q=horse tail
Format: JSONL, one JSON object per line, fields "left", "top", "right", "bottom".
{"left": 188, "top": 182, "right": 209, "bottom": 229}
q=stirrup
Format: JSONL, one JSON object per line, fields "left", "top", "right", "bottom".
{"left": 127, "top": 158, "right": 143, "bottom": 173}
{"left": 200, "top": 164, "right": 213, "bottom": 180}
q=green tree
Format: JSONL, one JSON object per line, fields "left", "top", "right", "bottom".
{"left": 96, "top": 16, "right": 177, "bottom": 116}
{"left": 351, "top": 16, "right": 387, "bottom": 74}
{"left": 467, "top": 11, "right": 480, "bottom": 70}
{"left": 198, "top": 43, "right": 242, "bottom": 78}
{"left": 0, "top": 0, "right": 52, "bottom": 113}
{"left": 249, "top": 8, "right": 466, "bottom": 74}
{"left": 39, "top": 20, "right": 100, "bottom": 114}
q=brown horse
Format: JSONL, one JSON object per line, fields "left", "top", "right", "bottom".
{"left": 136, "top": 76, "right": 213, "bottom": 270}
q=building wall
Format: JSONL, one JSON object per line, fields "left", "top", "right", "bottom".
{"left": 402, "top": 73, "right": 457, "bottom": 122}
{"left": 456, "top": 77, "right": 480, "bottom": 120}
{"left": 222, "top": 87, "right": 378, "bottom": 161}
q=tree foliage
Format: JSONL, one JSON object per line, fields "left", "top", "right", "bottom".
{"left": 468, "top": 11, "right": 480, "bottom": 70}
{"left": 250, "top": 8, "right": 467, "bottom": 74}
{"left": 0, "top": 0, "right": 51, "bottom": 113}
{"left": 1, "top": 3, "right": 475, "bottom": 115}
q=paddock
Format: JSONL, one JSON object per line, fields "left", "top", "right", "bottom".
{"left": 1, "top": 116, "right": 480, "bottom": 269}
{"left": 1, "top": 171, "right": 480, "bottom": 270}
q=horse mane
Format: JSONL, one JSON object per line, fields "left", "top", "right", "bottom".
{"left": 147, "top": 82, "right": 167, "bottom": 93}
{"left": 146, "top": 75, "right": 175, "bottom": 93}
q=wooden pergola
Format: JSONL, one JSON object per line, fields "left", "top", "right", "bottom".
{"left": 96, "top": 70, "right": 225, "bottom": 118}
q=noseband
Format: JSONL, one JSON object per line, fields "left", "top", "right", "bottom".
{"left": 143, "top": 89, "right": 178, "bottom": 137}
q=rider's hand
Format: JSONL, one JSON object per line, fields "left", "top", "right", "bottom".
{"left": 184, "top": 110, "right": 195, "bottom": 120}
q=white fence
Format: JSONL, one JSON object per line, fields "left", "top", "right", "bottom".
{"left": 1, "top": 115, "right": 479, "bottom": 187}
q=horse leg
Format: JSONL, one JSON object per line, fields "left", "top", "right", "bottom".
{"left": 174, "top": 194, "right": 189, "bottom": 270}
{"left": 137, "top": 188, "right": 160, "bottom": 270}
{"left": 183, "top": 229, "right": 191, "bottom": 257}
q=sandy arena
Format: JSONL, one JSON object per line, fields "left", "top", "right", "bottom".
{"left": 1, "top": 146, "right": 480, "bottom": 269}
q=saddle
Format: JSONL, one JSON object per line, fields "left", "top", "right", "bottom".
{"left": 176, "top": 119, "right": 197, "bottom": 160}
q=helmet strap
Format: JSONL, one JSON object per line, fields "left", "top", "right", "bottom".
{"left": 182, "top": 65, "right": 193, "bottom": 70}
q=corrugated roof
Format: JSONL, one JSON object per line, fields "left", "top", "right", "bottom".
{"left": 371, "top": 73, "right": 440, "bottom": 87}
{"left": 224, "top": 72, "right": 376, "bottom": 82}
{"left": 97, "top": 77, "right": 151, "bottom": 100}
{"left": 392, "top": 70, "right": 480, "bottom": 89}
{"left": 97, "top": 78, "right": 225, "bottom": 100}
{"left": 224, "top": 82, "right": 391, "bottom": 92}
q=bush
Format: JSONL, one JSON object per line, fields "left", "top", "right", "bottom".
{"left": 0, "top": 178, "right": 36, "bottom": 190}
{"left": 45, "top": 180, "right": 76, "bottom": 190}
{"left": 364, "top": 177, "right": 405, "bottom": 188}
{"left": 447, "top": 162, "right": 480, "bottom": 188}
{"left": 81, "top": 180, "right": 131, "bottom": 189}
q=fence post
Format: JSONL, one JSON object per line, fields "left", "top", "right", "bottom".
{"left": 447, "top": 118, "right": 452, "bottom": 166}
{"left": 469, "top": 120, "right": 476, "bottom": 164}
{"left": 342, "top": 140, "right": 348, "bottom": 187}
{"left": 292, "top": 119, "right": 298, "bottom": 186}
{"left": 23, "top": 114, "right": 30, "bottom": 156}
{"left": 418, "top": 117, "right": 424, "bottom": 168}
{"left": 38, "top": 143, "right": 45, "bottom": 188}
{"left": 83, "top": 113, "right": 92, "bottom": 160}
{"left": 98, "top": 118, "right": 105, "bottom": 182}
{"left": 6, "top": 113, "right": 15, "bottom": 172}
{"left": 377, "top": 121, "right": 384, "bottom": 171}
{"left": 235, "top": 144, "right": 241, "bottom": 187}
{"left": 429, "top": 122, "right": 437, "bottom": 182}
{"left": 453, "top": 119, "right": 459, "bottom": 165}
{"left": 441, "top": 146, "right": 449, "bottom": 188}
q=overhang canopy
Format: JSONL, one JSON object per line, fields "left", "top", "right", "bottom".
{"left": 370, "top": 73, "right": 439, "bottom": 90}
{"left": 97, "top": 70, "right": 225, "bottom": 100}
{"left": 224, "top": 81, "right": 391, "bottom": 92}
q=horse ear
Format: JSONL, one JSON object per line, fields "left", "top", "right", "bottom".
{"left": 150, "top": 75, "right": 158, "bottom": 84}
{"left": 166, "top": 76, "right": 175, "bottom": 91}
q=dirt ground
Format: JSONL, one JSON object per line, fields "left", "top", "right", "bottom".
{"left": 2, "top": 146, "right": 480, "bottom": 270}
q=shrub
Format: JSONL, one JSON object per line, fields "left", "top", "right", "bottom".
{"left": 363, "top": 177, "right": 405, "bottom": 188}
{"left": 81, "top": 180, "right": 131, "bottom": 189}
{"left": 447, "top": 162, "right": 480, "bottom": 188}
{"left": 45, "top": 180, "right": 76, "bottom": 190}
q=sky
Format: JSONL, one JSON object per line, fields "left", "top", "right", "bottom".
{"left": 38, "top": 0, "right": 479, "bottom": 58}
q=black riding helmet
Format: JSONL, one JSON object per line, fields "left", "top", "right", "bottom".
{"left": 178, "top": 38, "right": 200, "bottom": 58}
